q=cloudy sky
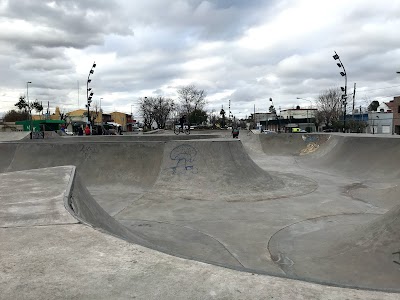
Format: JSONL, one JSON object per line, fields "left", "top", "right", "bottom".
{"left": 1, "top": 0, "right": 400, "bottom": 119}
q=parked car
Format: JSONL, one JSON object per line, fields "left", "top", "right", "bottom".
{"left": 263, "top": 130, "right": 277, "bottom": 135}
{"left": 64, "top": 129, "right": 74, "bottom": 136}
{"left": 292, "top": 128, "right": 307, "bottom": 133}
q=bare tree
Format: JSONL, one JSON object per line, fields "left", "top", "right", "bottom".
{"left": 177, "top": 85, "right": 206, "bottom": 120}
{"left": 208, "top": 109, "right": 217, "bottom": 128}
{"left": 4, "top": 110, "right": 29, "bottom": 122}
{"left": 91, "top": 102, "right": 102, "bottom": 125}
{"left": 139, "top": 96, "right": 174, "bottom": 129}
{"left": 152, "top": 96, "right": 174, "bottom": 128}
{"left": 315, "top": 88, "right": 342, "bottom": 128}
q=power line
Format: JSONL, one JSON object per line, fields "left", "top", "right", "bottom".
{"left": 356, "top": 84, "right": 400, "bottom": 93}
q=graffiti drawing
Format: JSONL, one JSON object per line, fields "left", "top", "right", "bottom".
{"left": 302, "top": 135, "right": 318, "bottom": 143}
{"left": 393, "top": 251, "right": 400, "bottom": 266}
{"left": 31, "top": 131, "right": 44, "bottom": 139}
{"left": 170, "top": 144, "right": 198, "bottom": 174}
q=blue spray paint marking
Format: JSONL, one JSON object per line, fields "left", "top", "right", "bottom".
{"left": 302, "top": 135, "right": 319, "bottom": 143}
{"left": 170, "top": 144, "right": 198, "bottom": 174}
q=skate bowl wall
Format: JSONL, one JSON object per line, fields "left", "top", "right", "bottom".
{"left": 0, "top": 139, "right": 283, "bottom": 199}
{"left": 0, "top": 132, "right": 30, "bottom": 142}
{"left": 254, "top": 133, "right": 400, "bottom": 180}
{"left": 0, "top": 141, "right": 165, "bottom": 187}
{"left": 2, "top": 134, "right": 400, "bottom": 292}
{"left": 58, "top": 133, "right": 222, "bottom": 142}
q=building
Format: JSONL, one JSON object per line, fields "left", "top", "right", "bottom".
{"left": 386, "top": 96, "right": 400, "bottom": 134}
{"left": 368, "top": 111, "right": 393, "bottom": 134}
{"left": 64, "top": 109, "right": 88, "bottom": 133}
{"left": 266, "top": 106, "right": 317, "bottom": 132}
{"left": 280, "top": 107, "right": 317, "bottom": 120}
{"left": 249, "top": 112, "right": 274, "bottom": 124}
{"left": 15, "top": 119, "right": 65, "bottom": 132}
{"left": 110, "top": 112, "right": 133, "bottom": 131}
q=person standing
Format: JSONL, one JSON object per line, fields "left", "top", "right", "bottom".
{"left": 85, "top": 125, "right": 90, "bottom": 135}
{"left": 232, "top": 127, "right": 239, "bottom": 138}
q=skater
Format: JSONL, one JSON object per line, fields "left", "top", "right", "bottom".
{"left": 179, "top": 115, "right": 186, "bottom": 131}
{"left": 232, "top": 127, "right": 239, "bottom": 138}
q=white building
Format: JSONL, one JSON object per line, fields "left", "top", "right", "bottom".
{"left": 280, "top": 107, "right": 317, "bottom": 120}
{"left": 376, "top": 102, "right": 392, "bottom": 113}
{"left": 368, "top": 111, "right": 393, "bottom": 134}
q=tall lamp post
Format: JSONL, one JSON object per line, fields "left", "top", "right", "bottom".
{"left": 333, "top": 51, "right": 347, "bottom": 132}
{"left": 99, "top": 97, "right": 103, "bottom": 126}
{"left": 86, "top": 62, "right": 96, "bottom": 133}
{"left": 269, "top": 98, "right": 280, "bottom": 132}
{"left": 395, "top": 71, "right": 400, "bottom": 134}
{"left": 372, "top": 115, "right": 379, "bottom": 134}
{"left": 297, "top": 97, "right": 313, "bottom": 132}
{"left": 26, "top": 81, "right": 32, "bottom": 137}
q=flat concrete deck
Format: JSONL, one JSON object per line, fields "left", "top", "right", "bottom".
{"left": 1, "top": 131, "right": 399, "bottom": 299}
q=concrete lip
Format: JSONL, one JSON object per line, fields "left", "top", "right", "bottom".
{"left": 1, "top": 132, "right": 400, "bottom": 296}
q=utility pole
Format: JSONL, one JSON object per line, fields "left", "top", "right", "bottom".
{"left": 352, "top": 82, "right": 356, "bottom": 114}
{"left": 77, "top": 80, "right": 79, "bottom": 107}
{"left": 254, "top": 104, "right": 256, "bottom": 129}
{"left": 229, "top": 99, "right": 231, "bottom": 126}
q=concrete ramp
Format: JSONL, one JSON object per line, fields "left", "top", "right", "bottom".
{"left": 247, "top": 133, "right": 400, "bottom": 291}
{"left": 154, "top": 140, "right": 281, "bottom": 202}
{"left": 0, "top": 132, "right": 30, "bottom": 141}
{"left": 1, "top": 133, "right": 400, "bottom": 292}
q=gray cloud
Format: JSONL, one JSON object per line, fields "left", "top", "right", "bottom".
{"left": 1, "top": 0, "right": 400, "bottom": 119}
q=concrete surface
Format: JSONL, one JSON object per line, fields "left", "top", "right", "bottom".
{"left": 1, "top": 131, "right": 400, "bottom": 299}
{"left": 0, "top": 131, "right": 29, "bottom": 141}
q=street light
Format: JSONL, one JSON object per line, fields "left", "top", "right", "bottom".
{"left": 99, "top": 97, "right": 103, "bottom": 125}
{"left": 86, "top": 62, "right": 96, "bottom": 133}
{"left": 270, "top": 98, "right": 280, "bottom": 132}
{"left": 26, "top": 81, "right": 32, "bottom": 137}
{"left": 333, "top": 51, "right": 347, "bottom": 132}
{"left": 372, "top": 115, "right": 379, "bottom": 134}
{"left": 297, "top": 97, "right": 313, "bottom": 132}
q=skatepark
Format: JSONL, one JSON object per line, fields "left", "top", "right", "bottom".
{"left": 1, "top": 131, "right": 399, "bottom": 299}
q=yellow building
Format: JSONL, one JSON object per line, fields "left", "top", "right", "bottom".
{"left": 31, "top": 107, "right": 131, "bottom": 131}
{"left": 65, "top": 109, "right": 102, "bottom": 125}
{"left": 31, "top": 106, "right": 61, "bottom": 121}
{"left": 111, "top": 111, "right": 130, "bottom": 131}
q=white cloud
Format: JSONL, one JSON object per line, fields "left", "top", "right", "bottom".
{"left": 1, "top": 0, "right": 400, "bottom": 119}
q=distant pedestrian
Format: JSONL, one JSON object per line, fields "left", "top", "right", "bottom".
{"left": 78, "top": 127, "right": 83, "bottom": 136}
{"left": 232, "top": 127, "right": 239, "bottom": 138}
{"left": 85, "top": 125, "right": 90, "bottom": 135}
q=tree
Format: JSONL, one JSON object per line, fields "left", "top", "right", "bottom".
{"left": 368, "top": 100, "right": 379, "bottom": 112}
{"left": 14, "top": 96, "right": 43, "bottom": 115}
{"left": 177, "top": 85, "right": 206, "bottom": 120}
{"left": 315, "top": 88, "right": 343, "bottom": 128}
{"left": 188, "top": 108, "right": 207, "bottom": 125}
{"left": 346, "top": 119, "right": 368, "bottom": 133}
{"left": 4, "top": 110, "right": 29, "bottom": 122}
{"left": 139, "top": 96, "right": 174, "bottom": 129}
{"left": 15, "top": 96, "right": 28, "bottom": 111}
{"left": 269, "top": 105, "right": 276, "bottom": 114}
{"left": 208, "top": 109, "right": 218, "bottom": 128}
{"left": 153, "top": 96, "right": 174, "bottom": 129}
